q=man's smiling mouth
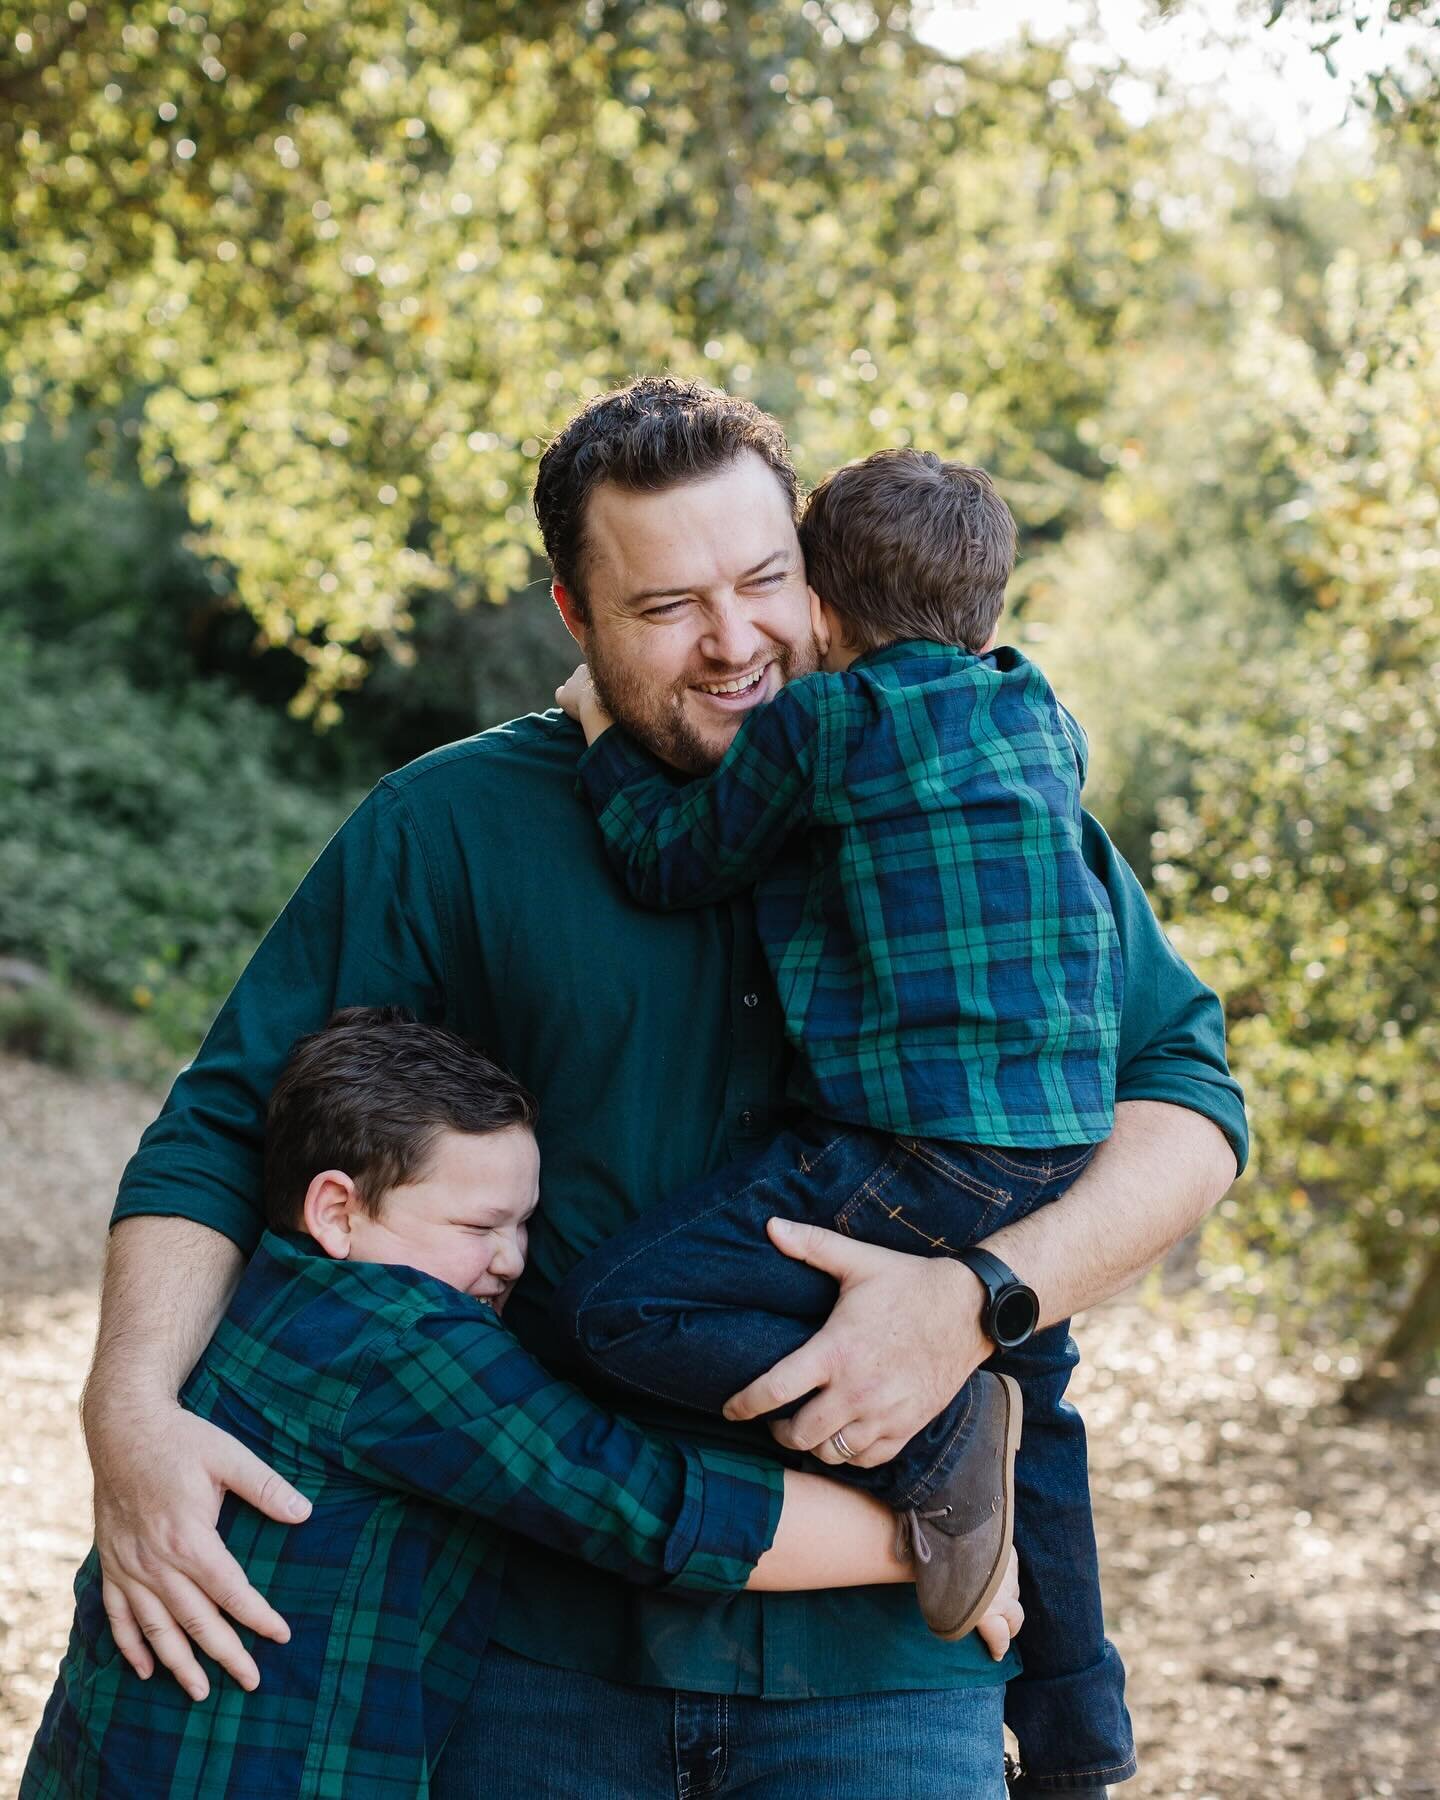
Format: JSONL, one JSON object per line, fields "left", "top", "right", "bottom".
{"left": 693, "top": 665, "right": 770, "bottom": 698}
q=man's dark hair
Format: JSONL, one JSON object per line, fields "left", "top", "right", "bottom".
{"left": 532, "top": 375, "right": 798, "bottom": 619}
{"left": 263, "top": 1007, "right": 538, "bottom": 1233}
{"left": 799, "top": 449, "right": 1017, "bottom": 654}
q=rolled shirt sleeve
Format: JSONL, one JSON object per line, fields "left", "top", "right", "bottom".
{"left": 1088, "top": 813, "right": 1248, "bottom": 1173}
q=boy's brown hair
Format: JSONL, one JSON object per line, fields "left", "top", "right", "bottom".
{"left": 262, "top": 1007, "right": 538, "bottom": 1232}
{"left": 799, "top": 449, "right": 1016, "bottom": 654}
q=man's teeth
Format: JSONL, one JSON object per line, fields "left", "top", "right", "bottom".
{"left": 697, "top": 669, "right": 766, "bottom": 697}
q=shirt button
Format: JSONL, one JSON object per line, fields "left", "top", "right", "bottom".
{"left": 739, "top": 1109, "right": 755, "bottom": 1128}
{"left": 742, "top": 992, "right": 760, "bottom": 1009}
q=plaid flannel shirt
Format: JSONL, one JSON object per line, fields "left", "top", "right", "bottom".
{"left": 23, "top": 1229, "right": 781, "bottom": 1800}
{"left": 579, "top": 640, "right": 1123, "bottom": 1147}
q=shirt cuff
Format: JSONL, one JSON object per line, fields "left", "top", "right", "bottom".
{"left": 1113, "top": 1072, "right": 1249, "bottom": 1176}
{"left": 575, "top": 724, "right": 661, "bottom": 811}
{"left": 669, "top": 1446, "right": 785, "bottom": 1594}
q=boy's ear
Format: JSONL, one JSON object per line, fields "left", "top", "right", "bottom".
{"left": 552, "top": 581, "right": 588, "bottom": 651}
{"left": 302, "top": 1170, "right": 363, "bottom": 1261}
{"left": 808, "top": 586, "right": 831, "bottom": 659}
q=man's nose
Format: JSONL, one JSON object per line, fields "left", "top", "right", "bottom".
{"left": 701, "top": 595, "right": 763, "bottom": 668}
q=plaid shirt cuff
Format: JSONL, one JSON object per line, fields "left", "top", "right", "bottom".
{"left": 671, "top": 1447, "right": 785, "bottom": 1594}
{"left": 576, "top": 724, "right": 658, "bottom": 808}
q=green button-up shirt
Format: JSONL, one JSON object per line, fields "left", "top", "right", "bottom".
{"left": 113, "top": 711, "right": 1247, "bottom": 1699}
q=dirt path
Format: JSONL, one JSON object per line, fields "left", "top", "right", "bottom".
{"left": 2, "top": 1051, "right": 1436, "bottom": 1796}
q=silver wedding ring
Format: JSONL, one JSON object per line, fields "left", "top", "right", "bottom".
{"left": 830, "top": 1427, "right": 857, "bottom": 1462}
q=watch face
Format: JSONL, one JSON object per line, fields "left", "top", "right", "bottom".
{"left": 992, "top": 1284, "right": 1039, "bottom": 1348}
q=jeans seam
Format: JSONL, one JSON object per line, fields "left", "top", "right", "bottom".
{"left": 1013, "top": 1752, "right": 1138, "bottom": 1787}
{"left": 893, "top": 1138, "right": 1013, "bottom": 1210}
{"left": 833, "top": 1146, "right": 910, "bottom": 1235}
{"left": 893, "top": 1377, "right": 977, "bottom": 1509}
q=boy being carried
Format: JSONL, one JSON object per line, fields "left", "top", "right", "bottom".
{"left": 26, "top": 1008, "right": 1001, "bottom": 1800}
{"left": 555, "top": 449, "right": 1128, "bottom": 1793}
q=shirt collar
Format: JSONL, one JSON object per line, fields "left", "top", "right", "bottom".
{"left": 850, "top": 637, "right": 977, "bottom": 670}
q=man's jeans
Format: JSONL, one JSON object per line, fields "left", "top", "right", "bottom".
{"left": 432, "top": 1641, "right": 1008, "bottom": 1798}
{"left": 553, "top": 1116, "right": 1137, "bottom": 1791}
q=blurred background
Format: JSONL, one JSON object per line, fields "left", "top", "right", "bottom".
{"left": 1, "top": 2, "right": 1436, "bottom": 1793}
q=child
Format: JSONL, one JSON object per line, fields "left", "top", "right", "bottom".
{"left": 553, "top": 450, "right": 1127, "bottom": 1779}
{"left": 23, "top": 1007, "right": 958, "bottom": 1800}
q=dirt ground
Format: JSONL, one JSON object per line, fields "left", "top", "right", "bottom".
{"left": 2, "top": 1050, "right": 1437, "bottom": 1797}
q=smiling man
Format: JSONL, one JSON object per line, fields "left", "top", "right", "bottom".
{"left": 80, "top": 377, "right": 1245, "bottom": 1799}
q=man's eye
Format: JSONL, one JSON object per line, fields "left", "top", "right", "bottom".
{"left": 645, "top": 600, "right": 689, "bottom": 618}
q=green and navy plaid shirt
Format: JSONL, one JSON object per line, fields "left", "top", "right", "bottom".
{"left": 23, "top": 1230, "right": 781, "bottom": 1800}
{"left": 579, "top": 640, "right": 1123, "bottom": 1147}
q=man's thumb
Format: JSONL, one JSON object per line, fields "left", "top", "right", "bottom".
{"left": 767, "top": 1216, "right": 857, "bottom": 1276}
{"left": 222, "top": 1441, "right": 311, "bottom": 1523}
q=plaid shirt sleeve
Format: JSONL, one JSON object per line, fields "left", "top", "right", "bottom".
{"left": 576, "top": 678, "right": 827, "bottom": 909}
{"left": 341, "top": 1301, "right": 783, "bottom": 1594}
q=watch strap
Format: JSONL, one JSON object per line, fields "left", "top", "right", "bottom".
{"left": 956, "top": 1245, "right": 1023, "bottom": 1298}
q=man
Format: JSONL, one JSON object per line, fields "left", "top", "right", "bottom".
{"left": 82, "top": 377, "right": 1245, "bottom": 1798}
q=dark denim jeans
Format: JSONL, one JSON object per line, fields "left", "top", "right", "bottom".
{"left": 552, "top": 1115, "right": 1137, "bottom": 1791}
{"left": 432, "top": 1640, "right": 1008, "bottom": 1798}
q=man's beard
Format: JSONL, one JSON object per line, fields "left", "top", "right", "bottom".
{"left": 587, "top": 634, "right": 821, "bottom": 775}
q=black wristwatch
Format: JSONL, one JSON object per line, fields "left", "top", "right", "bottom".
{"left": 955, "top": 1247, "right": 1039, "bottom": 1351}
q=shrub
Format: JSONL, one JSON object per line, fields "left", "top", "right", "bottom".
{"left": 0, "top": 629, "right": 360, "bottom": 1052}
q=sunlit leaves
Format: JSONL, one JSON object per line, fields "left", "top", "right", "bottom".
{"left": 3, "top": 1, "right": 1193, "bottom": 714}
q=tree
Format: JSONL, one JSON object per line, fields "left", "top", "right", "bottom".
{"left": 1149, "top": 238, "right": 1440, "bottom": 1402}
{"left": 3, "top": 0, "right": 1197, "bottom": 717}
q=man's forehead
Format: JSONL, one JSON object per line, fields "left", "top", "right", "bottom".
{"left": 584, "top": 454, "right": 799, "bottom": 601}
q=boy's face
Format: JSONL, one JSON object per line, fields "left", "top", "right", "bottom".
{"left": 316, "top": 1126, "right": 540, "bottom": 1310}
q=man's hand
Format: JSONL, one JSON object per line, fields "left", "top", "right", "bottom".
{"left": 88, "top": 1393, "right": 310, "bottom": 1701}
{"left": 555, "top": 663, "right": 616, "bottom": 745}
{"left": 722, "top": 1218, "right": 989, "bottom": 1466}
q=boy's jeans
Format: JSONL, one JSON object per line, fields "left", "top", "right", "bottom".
{"left": 552, "top": 1115, "right": 1137, "bottom": 1793}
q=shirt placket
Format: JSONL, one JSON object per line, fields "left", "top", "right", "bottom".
{"left": 721, "top": 896, "right": 787, "bottom": 1159}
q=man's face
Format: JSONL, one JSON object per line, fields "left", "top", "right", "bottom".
{"left": 345, "top": 1126, "right": 539, "bottom": 1311}
{"left": 566, "top": 452, "right": 821, "bottom": 773}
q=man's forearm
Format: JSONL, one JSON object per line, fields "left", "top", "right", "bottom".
{"left": 979, "top": 1100, "right": 1238, "bottom": 1329}
{"left": 82, "top": 1215, "right": 245, "bottom": 1429}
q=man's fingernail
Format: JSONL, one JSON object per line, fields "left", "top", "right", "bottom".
{"left": 287, "top": 1495, "right": 310, "bottom": 1519}
{"left": 770, "top": 1219, "right": 793, "bottom": 1237}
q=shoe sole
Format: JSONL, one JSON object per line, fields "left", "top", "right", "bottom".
{"left": 936, "top": 1371, "right": 1023, "bottom": 1642}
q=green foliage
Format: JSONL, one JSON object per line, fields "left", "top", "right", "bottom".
{"left": 1150, "top": 241, "right": 1440, "bottom": 1376}
{"left": 1, "top": 1, "right": 1198, "bottom": 718}
{"left": 1, "top": 0, "right": 1436, "bottom": 1381}
{"left": 0, "top": 627, "right": 358, "bottom": 1048}
{"left": 0, "top": 977, "right": 96, "bottom": 1070}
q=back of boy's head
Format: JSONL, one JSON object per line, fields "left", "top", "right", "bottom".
{"left": 262, "top": 1007, "right": 538, "bottom": 1233}
{"left": 799, "top": 448, "right": 1017, "bottom": 654}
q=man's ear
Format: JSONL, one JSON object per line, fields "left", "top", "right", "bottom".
{"left": 302, "top": 1170, "right": 363, "bottom": 1261}
{"left": 552, "top": 581, "right": 589, "bottom": 651}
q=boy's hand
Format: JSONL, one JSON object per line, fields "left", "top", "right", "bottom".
{"left": 555, "top": 663, "right": 616, "bottom": 744}
{"left": 722, "top": 1218, "right": 990, "bottom": 1466}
